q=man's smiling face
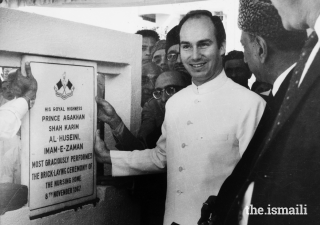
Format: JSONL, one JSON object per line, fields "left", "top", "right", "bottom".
{"left": 179, "top": 15, "right": 225, "bottom": 86}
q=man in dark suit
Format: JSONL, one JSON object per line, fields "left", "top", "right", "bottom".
{"left": 197, "top": 0, "right": 307, "bottom": 224}
{"left": 221, "top": 0, "right": 320, "bottom": 224}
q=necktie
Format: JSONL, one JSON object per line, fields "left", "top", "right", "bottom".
{"left": 229, "top": 32, "right": 319, "bottom": 225}
{"left": 286, "top": 31, "right": 318, "bottom": 93}
{"left": 271, "top": 31, "right": 318, "bottom": 124}
{"left": 250, "top": 33, "right": 319, "bottom": 173}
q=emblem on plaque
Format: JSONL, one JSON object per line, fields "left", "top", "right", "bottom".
{"left": 54, "top": 72, "right": 75, "bottom": 100}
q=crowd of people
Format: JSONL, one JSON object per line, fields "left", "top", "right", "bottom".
{"left": 1, "top": 0, "right": 320, "bottom": 224}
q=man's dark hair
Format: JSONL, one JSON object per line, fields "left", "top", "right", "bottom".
{"left": 178, "top": 10, "right": 226, "bottom": 49}
{"left": 166, "top": 26, "right": 180, "bottom": 54}
{"left": 136, "top": 29, "right": 160, "bottom": 42}
{"left": 224, "top": 50, "right": 250, "bottom": 72}
{"left": 224, "top": 50, "right": 244, "bottom": 62}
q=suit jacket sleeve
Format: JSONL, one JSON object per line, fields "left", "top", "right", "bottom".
{"left": 112, "top": 122, "right": 146, "bottom": 150}
{"left": 137, "top": 99, "right": 158, "bottom": 147}
{"left": 112, "top": 99, "right": 160, "bottom": 150}
{"left": 110, "top": 116, "right": 167, "bottom": 176}
{"left": 0, "top": 98, "right": 28, "bottom": 140}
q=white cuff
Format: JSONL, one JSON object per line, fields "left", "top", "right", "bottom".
{"left": 1, "top": 98, "right": 28, "bottom": 120}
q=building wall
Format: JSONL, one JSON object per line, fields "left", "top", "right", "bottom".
{"left": 0, "top": 8, "right": 142, "bottom": 225}
{"left": 0, "top": 8, "right": 142, "bottom": 136}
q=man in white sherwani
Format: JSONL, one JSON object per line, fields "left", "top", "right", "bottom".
{"left": 95, "top": 10, "right": 266, "bottom": 225}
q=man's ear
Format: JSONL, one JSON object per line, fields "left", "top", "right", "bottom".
{"left": 219, "top": 41, "right": 226, "bottom": 56}
{"left": 255, "top": 36, "right": 268, "bottom": 63}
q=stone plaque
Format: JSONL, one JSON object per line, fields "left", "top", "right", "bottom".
{"left": 21, "top": 56, "right": 97, "bottom": 217}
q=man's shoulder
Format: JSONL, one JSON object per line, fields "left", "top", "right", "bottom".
{"left": 226, "top": 79, "right": 265, "bottom": 104}
{"left": 165, "top": 85, "right": 192, "bottom": 106}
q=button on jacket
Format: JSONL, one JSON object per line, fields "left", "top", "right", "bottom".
{"left": 111, "top": 71, "right": 265, "bottom": 225}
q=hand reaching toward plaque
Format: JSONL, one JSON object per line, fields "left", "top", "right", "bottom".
{"left": 8, "top": 62, "right": 38, "bottom": 108}
{"left": 94, "top": 129, "right": 111, "bottom": 164}
{"left": 95, "top": 96, "right": 122, "bottom": 130}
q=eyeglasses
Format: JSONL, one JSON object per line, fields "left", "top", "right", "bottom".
{"left": 153, "top": 85, "right": 184, "bottom": 99}
{"left": 152, "top": 55, "right": 166, "bottom": 65}
{"left": 167, "top": 52, "right": 180, "bottom": 62}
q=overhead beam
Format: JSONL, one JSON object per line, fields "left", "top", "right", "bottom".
{"left": 1, "top": 0, "right": 208, "bottom": 8}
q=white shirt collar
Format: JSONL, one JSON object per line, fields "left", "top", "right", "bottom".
{"left": 260, "top": 90, "right": 271, "bottom": 96}
{"left": 298, "top": 15, "right": 320, "bottom": 86}
{"left": 314, "top": 15, "right": 320, "bottom": 35}
{"left": 272, "top": 63, "right": 296, "bottom": 96}
{"left": 191, "top": 70, "right": 228, "bottom": 95}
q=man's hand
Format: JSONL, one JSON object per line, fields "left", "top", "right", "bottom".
{"left": 9, "top": 62, "right": 38, "bottom": 100}
{"left": 94, "top": 129, "right": 111, "bottom": 164}
{"left": 198, "top": 195, "right": 217, "bottom": 225}
{"left": 95, "top": 96, "right": 122, "bottom": 129}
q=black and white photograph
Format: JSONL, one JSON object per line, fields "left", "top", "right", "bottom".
{"left": 0, "top": 0, "right": 319, "bottom": 224}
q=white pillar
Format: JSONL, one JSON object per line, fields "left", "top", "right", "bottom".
{"left": 223, "top": 0, "right": 242, "bottom": 53}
